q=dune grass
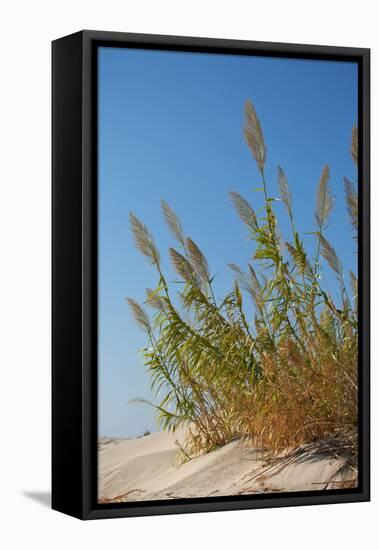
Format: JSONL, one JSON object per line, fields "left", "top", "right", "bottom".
{"left": 127, "top": 100, "right": 358, "bottom": 458}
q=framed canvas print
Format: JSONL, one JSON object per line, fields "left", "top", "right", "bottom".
{"left": 52, "top": 30, "right": 370, "bottom": 520}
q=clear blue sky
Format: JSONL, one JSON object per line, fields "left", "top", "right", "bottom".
{"left": 98, "top": 46, "right": 358, "bottom": 437}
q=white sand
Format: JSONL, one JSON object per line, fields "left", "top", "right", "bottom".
{"left": 98, "top": 429, "right": 356, "bottom": 502}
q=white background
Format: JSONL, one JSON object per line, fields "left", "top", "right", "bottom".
{"left": 0, "top": 1, "right": 376, "bottom": 548}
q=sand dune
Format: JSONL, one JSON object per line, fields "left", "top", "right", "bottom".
{"left": 98, "top": 429, "right": 356, "bottom": 502}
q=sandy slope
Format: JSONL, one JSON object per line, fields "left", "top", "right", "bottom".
{"left": 98, "top": 429, "right": 356, "bottom": 502}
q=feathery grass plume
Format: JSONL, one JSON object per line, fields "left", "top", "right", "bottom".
{"left": 169, "top": 248, "right": 194, "bottom": 282}
{"left": 228, "top": 263, "right": 262, "bottom": 309}
{"left": 228, "top": 262, "right": 244, "bottom": 277}
{"left": 278, "top": 166, "right": 292, "bottom": 214}
{"left": 244, "top": 100, "right": 266, "bottom": 173}
{"left": 319, "top": 234, "right": 343, "bottom": 278}
{"left": 126, "top": 298, "right": 151, "bottom": 333}
{"left": 161, "top": 200, "right": 186, "bottom": 249}
{"left": 145, "top": 288, "right": 165, "bottom": 312}
{"left": 315, "top": 165, "right": 333, "bottom": 230}
{"left": 228, "top": 263, "right": 251, "bottom": 295}
{"left": 248, "top": 264, "right": 261, "bottom": 293}
{"left": 187, "top": 237, "right": 210, "bottom": 282}
{"left": 349, "top": 271, "right": 357, "bottom": 293}
{"left": 351, "top": 125, "right": 358, "bottom": 166}
{"left": 277, "top": 226, "right": 286, "bottom": 256}
{"left": 350, "top": 271, "right": 358, "bottom": 313}
{"left": 129, "top": 213, "right": 160, "bottom": 265}
{"left": 229, "top": 191, "right": 258, "bottom": 229}
{"left": 344, "top": 177, "right": 358, "bottom": 234}
{"left": 248, "top": 264, "right": 263, "bottom": 308}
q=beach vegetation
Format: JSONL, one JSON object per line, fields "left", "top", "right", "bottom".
{"left": 127, "top": 101, "right": 358, "bottom": 460}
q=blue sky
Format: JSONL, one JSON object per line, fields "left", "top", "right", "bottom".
{"left": 98, "top": 46, "right": 358, "bottom": 437}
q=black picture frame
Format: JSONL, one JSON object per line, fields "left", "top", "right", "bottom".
{"left": 52, "top": 30, "right": 370, "bottom": 520}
